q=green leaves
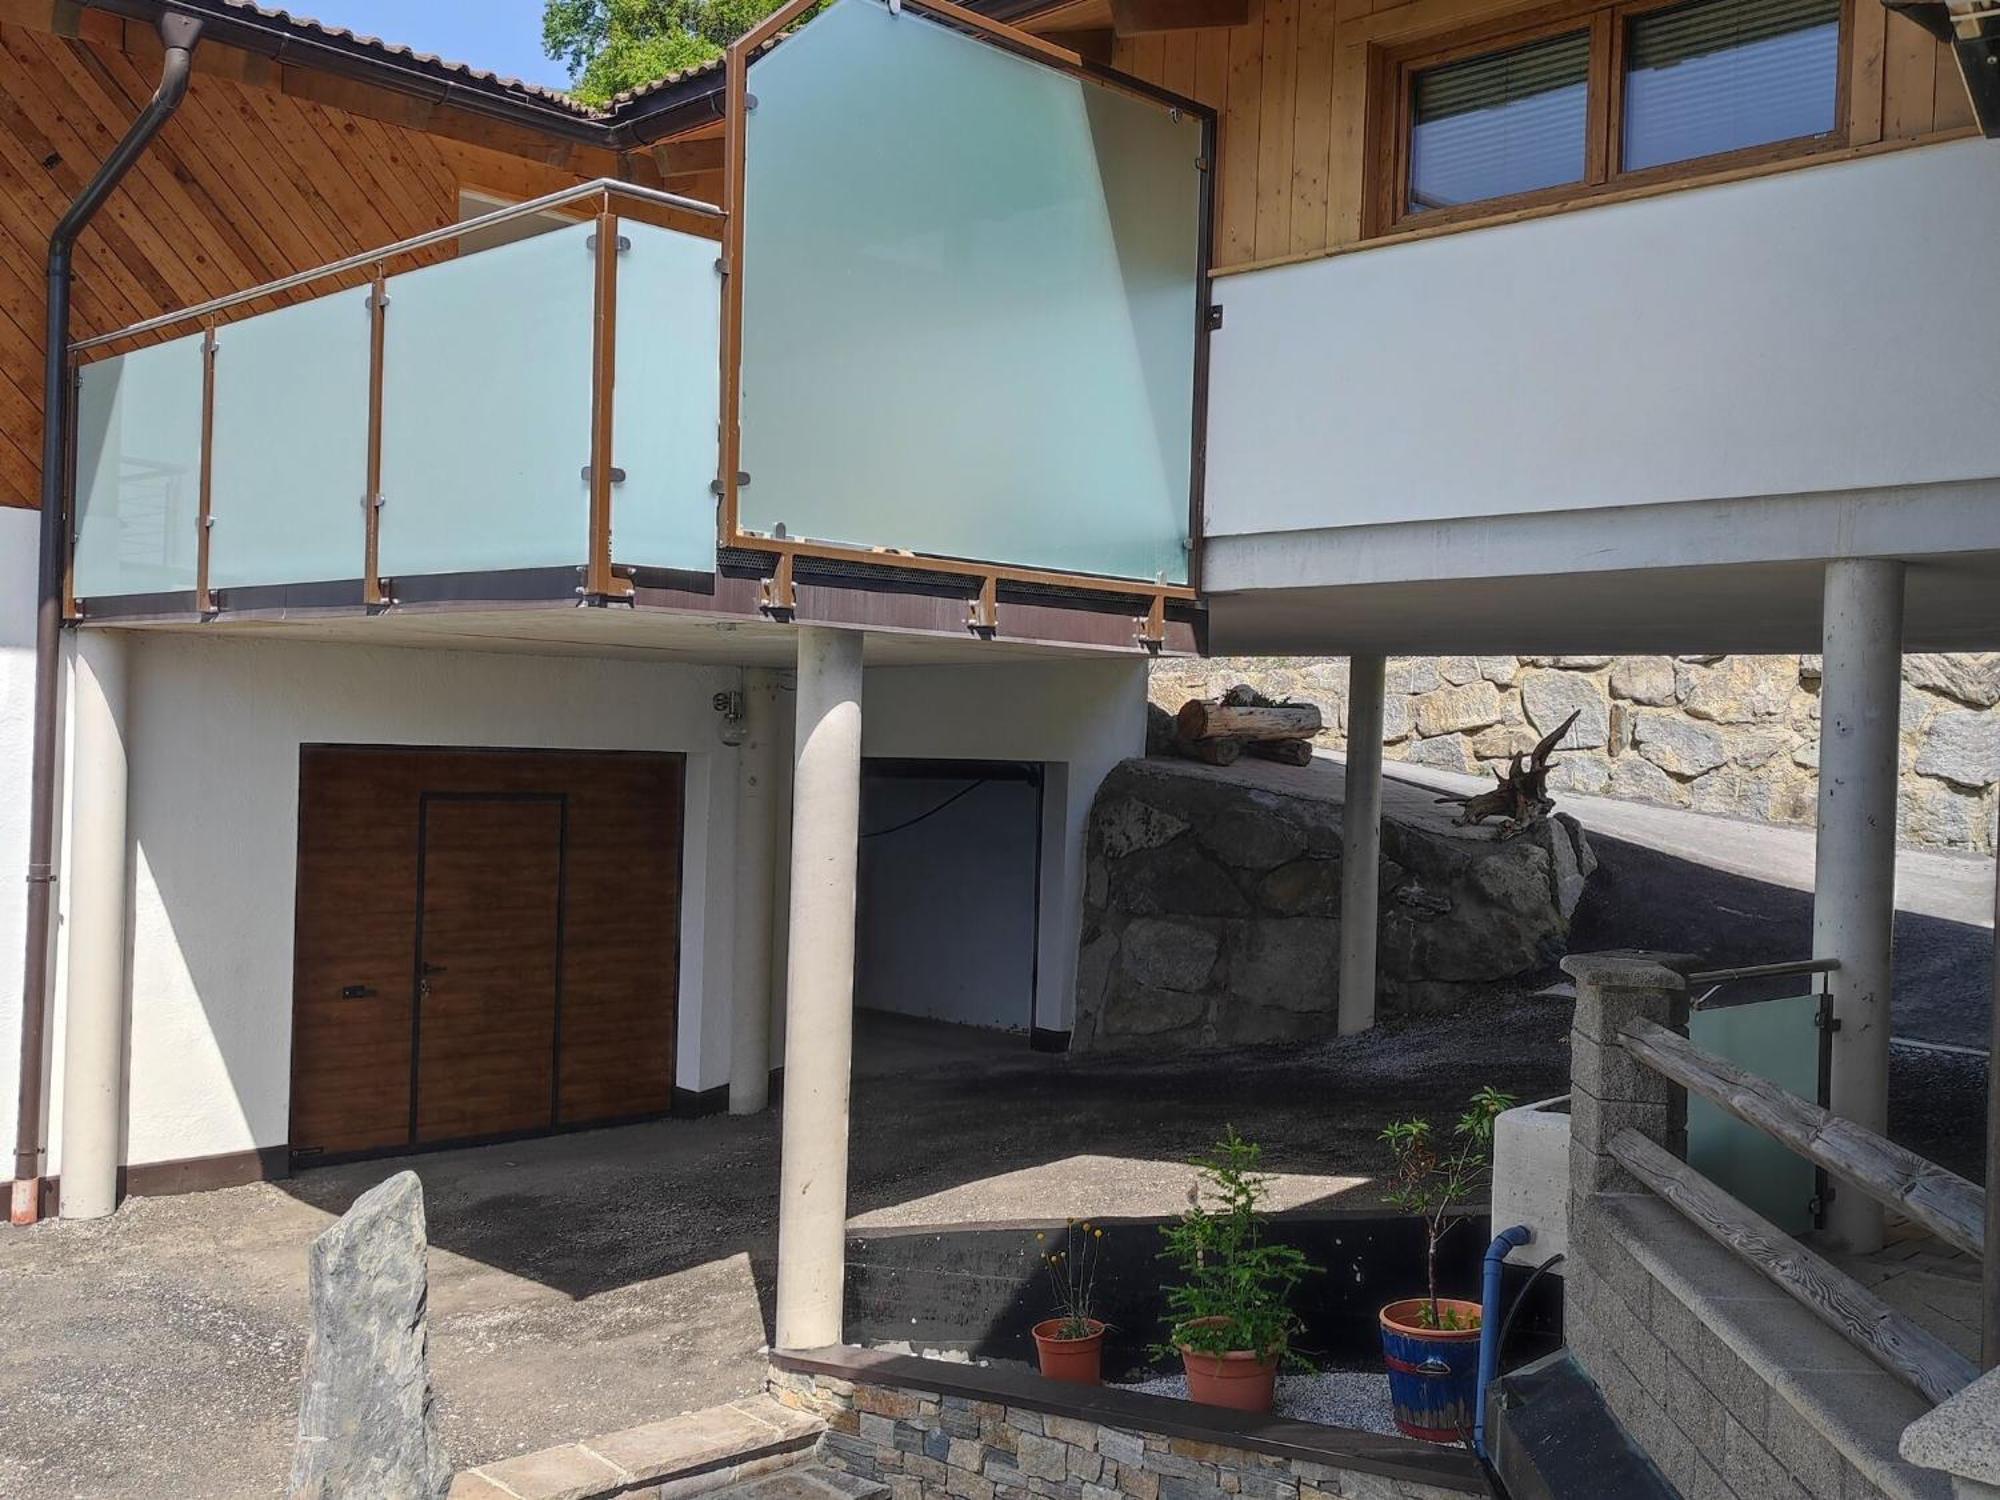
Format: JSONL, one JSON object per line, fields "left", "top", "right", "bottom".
{"left": 543, "top": 0, "right": 785, "bottom": 104}
{"left": 1379, "top": 1087, "right": 1514, "bottom": 1323}
{"left": 1153, "top": 1129, "right": 1318, "bottom": 1364}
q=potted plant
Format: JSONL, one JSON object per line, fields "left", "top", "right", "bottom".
{"left": 1032, "top": 1219, "right": 1108, "bottom": 1384}
{"left": 1377, "top": 1086, "right": 1514, "bottom": 1442}
{"left": 1156, "top": 1129, "right": 1317, "bottom": 1413}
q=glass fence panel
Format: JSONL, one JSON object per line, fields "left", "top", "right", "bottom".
{"left": 1688, "top": 992, "right": 1822, "bottom": 1234}
{"left": 209, "top": 286, "right": 373, "bottom": 590}
{"left": 741, "top": 0, "right": 1201, "bottom": 584}
{"left": 73, "top": 332, "right": 206, "bottom": 600}
{"left": 611, "top": 221, "right": 723, "bottom": 574}
{"left": 379, "top": 220, "right": 596, "bottom": 579}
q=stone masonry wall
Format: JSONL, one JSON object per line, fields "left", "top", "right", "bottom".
{"left": 1151, "top": 654, "right": 2000, "bottom": 853}
{"left": 767, "top": 1367, "right": 1467, "bottom": 1500}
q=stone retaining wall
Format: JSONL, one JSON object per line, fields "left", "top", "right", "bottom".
{"left": 1151, "top": 654, "right": 2000, "bottom": 853}
{"left": 767, "top": 1367, "right": 1469, "bottom": 1500}
{"left": 1074, "top": 757, "right": 1592, "bottom": 1046}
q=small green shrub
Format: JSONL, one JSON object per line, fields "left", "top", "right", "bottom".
{"left": 1380, "top": 1086, "right": 1514, "bottom": 1330}
{"left": 1154, "top": 1129, "right": 1318, "bottom": 1362}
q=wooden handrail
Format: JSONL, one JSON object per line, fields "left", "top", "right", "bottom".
{"left": 1620, "top": 1019, "right": 1986, "bottom": 1258}
{"left": 1609, "top": 1130, "right": 1977, "bottom": 1406}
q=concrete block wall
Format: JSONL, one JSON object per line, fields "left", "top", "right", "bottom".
{"left": 1149, "top": 654, "right": 2000, "bottom": 853}
{"left": 1559, "top": 953, "right": 1944, "bottom": 1500}
{"left": 767, "top": 1369, "right": 1470, "bottom": 1500}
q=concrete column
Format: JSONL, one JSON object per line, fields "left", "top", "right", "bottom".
{"left": 1812, "top": 557, "right": 1905, "bottom": 1254}
{"left": 1339, "top": 654, "right": 1386, "bottom": 1035}
{"left": 58, "top": 630, "right": 132, "bottom": 1221}
{"left": 729, "top": 668, "right": 781, "bottom": 1116}
{"left": 774, "top": 627, "right": 864, "bottom": 1349}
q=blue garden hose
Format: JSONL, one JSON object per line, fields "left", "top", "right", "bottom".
{"left": 1474, "top": 1225, "right": 1533, "bottom": 1457}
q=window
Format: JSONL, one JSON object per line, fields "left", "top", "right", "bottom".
{"left": 1622, "top": 0, "right": 1843, "bottom": 170}
{"left": 1380, "top": 0, "right": 1846, "bottom": 229}
{"left": 1409, "top": 32, "right": 1593, "bottom": 211}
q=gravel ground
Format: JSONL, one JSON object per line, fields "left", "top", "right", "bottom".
{"left": 1117, "top": 1372, "right": 1402, "bottom": 1439}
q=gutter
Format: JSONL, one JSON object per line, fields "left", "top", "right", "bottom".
{"left": 10, "top": 10, "right": 202, "bottom": 1228}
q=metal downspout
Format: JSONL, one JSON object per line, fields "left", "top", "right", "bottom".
{"left": 10, "top": 11, "right": 202, "bottom": 1227}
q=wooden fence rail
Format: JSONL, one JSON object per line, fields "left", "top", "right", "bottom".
{"left": 1608, "top": 1129, "right": 1978, "bottom": 1406}
{"left": 1619, "top": 1018, "right": 1986, "bottom": 1258}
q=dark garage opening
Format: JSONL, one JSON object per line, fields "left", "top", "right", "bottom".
{"left": 855, "top": 759, "right": 1044, "bottom": 1037}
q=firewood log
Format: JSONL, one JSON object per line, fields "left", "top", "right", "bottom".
{"left": 1245, "top": 738, "right": 1314, "bottom": 766}
{"left": 1175, "top": 736, "right": 1244, "bottom": 766}
{"left": 1176, "top": 700, "right": 1323, "bottom": 743}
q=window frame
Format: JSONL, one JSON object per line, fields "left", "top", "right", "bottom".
{"left": 1371, "top": 0, "right": 1852, "bottom": 236}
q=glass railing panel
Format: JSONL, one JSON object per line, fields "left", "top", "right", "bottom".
{"left": 610, "top": 221, "right": 724, "bottom": 575}
{"left": 378, "top": 220, "right": 596, "bottom": 579}
{"left": 740, "top": 0, "right": 1202, "bottom": 584}
{"left": 1688, "top": 992, "right": 1823, "bottom": 1233}
{"left": 208, "top": 285, "right": 373, "bottom": 590}
{"left": 72, "top": 332, "right": 206, "bottom": 600}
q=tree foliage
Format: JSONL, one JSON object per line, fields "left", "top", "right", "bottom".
{"left": 543, "top": 0, "right": 788, "bottom": 104}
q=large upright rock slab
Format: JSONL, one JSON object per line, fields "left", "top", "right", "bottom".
{"left": 289, "top": 1171, "right": 451, "bottom": 1500}
{"left": 1071, "top": 756, "right": 1593, "bottom": 1049}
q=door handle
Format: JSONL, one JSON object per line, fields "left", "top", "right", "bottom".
{"left": 339, "top": 983, "right": 377, "bottom": 1000}
{"left": 421, "top": 962, "right": 447, "bottom": 976}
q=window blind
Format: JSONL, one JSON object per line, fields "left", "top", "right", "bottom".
{"left": 1409, "top": 31, "right": 1591, "bottom": 211}
{"left": 1623, "top": 0, "right": 1841, "bottom": 170}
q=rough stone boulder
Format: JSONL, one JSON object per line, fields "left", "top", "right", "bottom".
{"left": 1072, "top": 755, "right": 1594, "bottom": 1050}
{"left": 289, "top": 1170, "right": 451, "bottom": 1500}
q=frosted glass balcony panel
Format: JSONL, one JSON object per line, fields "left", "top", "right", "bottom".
{"left": 1688, "top": 993, "right": 1822, "bottom": 1234}
{"left": 378, "top": 221, "right": 596, "bottom": 579}
{"left": 611, "top": 221, "right": 724, "bottom": 575}
{"left": 73, "top": 332, "right": 205, "bottom": 600}
{"left": 208, "top": 287, "right": 373, "bottom": 590}
{"left": 740, "top": 0, "right": 1201, "bottom": 585}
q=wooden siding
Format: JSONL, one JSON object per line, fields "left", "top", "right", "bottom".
{"left": 0, "top": 10, "right": 647, "bottom": 513}
{"left": 1109, "top": 0, "right": 1974, "bottom": 272}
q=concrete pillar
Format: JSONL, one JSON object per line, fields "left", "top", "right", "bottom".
{"left": 1339, "top": 654, "right": 1386, "bottom": 1035}
{"left": 730, "top": 668, "right": 781, "bottom": 1116}
{"left": 58, "top": 630, "right": 132, "bottom": 1221}
{"left": 774, "top": 627, "right": 863, "bottom": 1349}
{"left": 1812, "top": 557, "right": 1905, "bottom": 1254}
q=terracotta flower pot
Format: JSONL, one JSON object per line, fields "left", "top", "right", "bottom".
{"left": 1032, "top": 1318, "right": 1106, "bottom": 1384}
{"left": 1378, "top": 1298, "right": 1484, "bottom": 1442}
{"left": 1175, "top": 1316, "right": 1280, "bottom": 1413}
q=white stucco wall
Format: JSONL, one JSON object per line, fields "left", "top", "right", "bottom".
{"left": 19, "top": 630, "right": 1144, "bottom": 1174}
{"left": 40, "top": 632, "right": 746, "bottom": 1173}
{"left": 0, "top": 506, "right": 39, "bottom": 1168}
{"left": 1206, "top": 139, "right": 2000, "bottom": 544}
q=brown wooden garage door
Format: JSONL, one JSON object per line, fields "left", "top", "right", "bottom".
{"left": 289, "top": 747, "right": 683, "bottom": 1161}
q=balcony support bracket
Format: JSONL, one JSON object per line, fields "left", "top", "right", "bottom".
{"left": 761, "top": 551, "right": 799, "bottom": 620}
{"left": 966, "top": 575, "right": 1000, "bottom": 638}
{"left": 1135, "top": 591, "right": 1168, "bottom": 653}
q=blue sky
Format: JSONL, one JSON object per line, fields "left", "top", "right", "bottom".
{"left": 294, "top": 1, "right": 571, "bottom": 91}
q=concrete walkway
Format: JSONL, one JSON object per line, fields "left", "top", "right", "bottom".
{"left": 0, "top": 999, "right": 1573, "bottom": 1500}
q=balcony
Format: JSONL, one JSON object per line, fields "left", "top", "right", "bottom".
{"left": 66, "top": 0, "right": 1212, "bottom": 639}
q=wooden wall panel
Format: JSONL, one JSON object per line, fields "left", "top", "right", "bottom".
{"left": 1105, "top": 0, "right": 1971, "bottom": 272}
{"left": 0, "top": 23, "right": 477, "bottom": 511}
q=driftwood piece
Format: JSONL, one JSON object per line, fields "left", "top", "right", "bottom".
{"left": 1176, "top": 700, "right": 1323, "bottom": 743}
{"left": 1621, "top": 1019, "right": 1985, "bottom": 1257}
{"left": 1435, "top": 708, "right": 1580, "bottom": 839}
{"left": 1609, "top": 1129, "right": 1976, "bottom": 1406}
{"left": 1245, "top": 738, "right": 1314, "bottom": 767}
